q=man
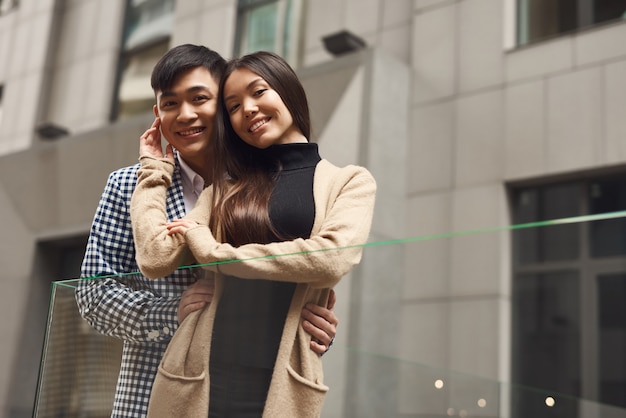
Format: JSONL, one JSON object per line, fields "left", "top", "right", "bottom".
{"left": 75, "top": 44, "right": 337, "bottom": 417}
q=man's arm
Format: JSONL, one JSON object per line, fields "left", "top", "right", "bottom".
{"left": 75, "top": 168, "right": 183, "bottom": 343}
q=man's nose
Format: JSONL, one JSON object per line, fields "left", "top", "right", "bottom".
{"left": 178, "top": 102, "right": 197, "bottom": 120}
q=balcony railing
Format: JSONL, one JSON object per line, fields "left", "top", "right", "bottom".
{"left": 34, "top": 211, "right": 626, "bottom": 417}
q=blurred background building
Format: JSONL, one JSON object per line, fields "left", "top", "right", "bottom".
{"left": 0, "top": 0, "right": 625, "bottom": 417}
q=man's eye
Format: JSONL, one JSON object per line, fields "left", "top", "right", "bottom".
{"left": 194, "top": 95, "right": 209, "bottom": 102}
{"left": 162, "top": 101, "right": 176, "bottom": 108}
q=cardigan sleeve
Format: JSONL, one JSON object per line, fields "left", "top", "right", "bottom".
{"left": 130, "top": 156, "right": 193, "bottom": 279}
{"left": 183, "top": 166, "right": 376, "bottom": 289}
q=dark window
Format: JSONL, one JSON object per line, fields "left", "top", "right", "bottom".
{"left": 517, "top": 0, "right": 626, "bottom": 46}
{"left": 597, "top": 273, "right": 626, "bottom": 408}
{"left": 510, "top": 172, "right": 626, "bottom": 417}
{"left": 234, "top": 0, "right": 300, "bottom": 65}
{"left": 0, "top": 0, "right": 18, "bottom": 15}
{"left": 589, "top": 177, "right": 626, "bottom": 257}
{"left": 511, "top": 271, "right": 580, "bottom": 418}
{"left": 112, "top": 0, "right": 174, "bottom": 121}
{"left": 513, "top": 183, "right": 581, "bottom": 264}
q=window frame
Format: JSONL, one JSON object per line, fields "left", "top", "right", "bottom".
{"left": 0, "top": 0, "right": 18, "bottom": 15}
{"left": 512, "top": 0, "right": 626, "bottom": 48}
{"left": 233, "top": 0, "right": 303, "bottom": 67}
{"left": 509, "top": 170, "right": 626, "bottom": 414}
{"left": 110, "top": 0, "right": 175, "bottom": 121}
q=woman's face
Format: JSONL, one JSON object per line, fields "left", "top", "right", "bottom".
{"left": 223, "top": 68, "right": 306, "bottom": 149}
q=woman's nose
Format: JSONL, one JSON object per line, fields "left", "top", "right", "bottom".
{"left": 243, "top": 100, "right": 257, "bottom": 118}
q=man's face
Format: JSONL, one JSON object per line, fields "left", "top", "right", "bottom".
{"left": 153, "top": 67, "right": 219, "bottom": 163}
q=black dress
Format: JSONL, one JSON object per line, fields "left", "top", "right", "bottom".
{"left": 208, "top": 143, "right": 321, "bottom": 418}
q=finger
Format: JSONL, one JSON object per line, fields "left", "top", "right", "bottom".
{"left": 166, "top": 220, "right": 186, "bottom": 228}
{"left": 301, "top": 319, "right": 334, "bottom": 347}
{"left": 303, "top": 303, "right": 338, "bottom": 328}
{"left": 192, "top": 279, "right": 215, "bottom": 293}
{"left": 179, "top": 291, "right": 212, "bottom": 307}
{"left": 167, "top": 224, "right": 189, "bottom": 235}
{"left": 183, "top": 286, "right": 215, "bottom": 299}
{"left": 324, "top": 308, "right": 339, "bottom": 328}
{"left": 178, "top": 300, "right": 207, "bottom": 324}
{"left": 167, "top": 220, "right": 188, "bottom": 231}
{"left": 167, "top": 219, "right": 189, "bottom": 227}
{"left": 327, "top": 289, "right": 336, "bottom": 310}
{"left": 312, "top": 312, "right": 336, "bottom": 342}
{"left": 181, "top": 295, "right": 213, "bottom": 307}
{"left": 166, "top": 221, "right": 181, "bottom": 230}
{"left": 181, "top": 283, "right": 214, "bottom": 305}
{"left": 309, "top": 340, "right": 328, "bottom": 355}
{"left": 141, "top": 126, "right": 159, "bottom": 141}
{"left": 167, "top": 227, "right": 184, "bottom": 236}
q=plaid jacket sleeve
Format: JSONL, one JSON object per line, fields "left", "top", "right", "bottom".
{"left": 75, "top": 164, "right": 185, "bottom": 343}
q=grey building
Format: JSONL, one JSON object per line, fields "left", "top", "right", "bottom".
{"left": 1, "top": 0, "right": 625, "bottom": 417}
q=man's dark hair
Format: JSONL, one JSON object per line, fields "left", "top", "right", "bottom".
{"left": 151, "top": 44, "right": 226, "bottom": 93}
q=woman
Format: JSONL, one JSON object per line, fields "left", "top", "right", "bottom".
{"left": 130, "top": 51, "right": 376, "bottom": 417}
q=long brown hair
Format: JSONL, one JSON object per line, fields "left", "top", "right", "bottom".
{"left": 210, "top": 51, "right": 311, "bottom": 246}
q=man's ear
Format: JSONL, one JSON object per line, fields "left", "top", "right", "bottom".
{"left": 153, "top": 104, "right": 159, "bottom": 118}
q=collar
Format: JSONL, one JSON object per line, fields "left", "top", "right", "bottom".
{"left": 178, "top": 155, "right": 205, "bottom": 197}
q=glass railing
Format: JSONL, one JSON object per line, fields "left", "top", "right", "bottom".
{"left": 33, "top": 211, "right": 626, "bottom": 417}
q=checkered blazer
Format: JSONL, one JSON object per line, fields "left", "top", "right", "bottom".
{"left": 75, "top": 155, "right": 198, "bottom": 417}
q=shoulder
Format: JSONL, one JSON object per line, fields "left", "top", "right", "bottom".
{"left": 108, "top": 163, "right": 141, "bottom": 183}
{"left": 97, "top": 164, "right": 140, "bottom": 198}
{"left": 106, "top": 158, "right": 183, "bottom": 192}
{"left": 316, "top": 159, "right": 376, "bottom": 186}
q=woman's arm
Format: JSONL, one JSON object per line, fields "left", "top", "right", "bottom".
{"left": 182, "top": 167, "right": 376, "bottom": 288}
{"left": 130, "top": 156, "right": 192, "bottom": 279}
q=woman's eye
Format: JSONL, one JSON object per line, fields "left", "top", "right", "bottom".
{"left": 228, "top": 103, "right": 240, "bottom": 113}
{"left": 253, "top": 88, "right": 267, "bottom": 96}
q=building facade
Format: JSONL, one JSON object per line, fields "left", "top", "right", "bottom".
{"left": 0, "top": 0, "right": 625, "bottom": 417}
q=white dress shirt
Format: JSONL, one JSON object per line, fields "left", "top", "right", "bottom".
{"left": 177, "top": 156, "right": 206, "bottom": 213}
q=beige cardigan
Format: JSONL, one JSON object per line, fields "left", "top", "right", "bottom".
{"left": 130, "top": 156, "right": 376, "bottom": 417}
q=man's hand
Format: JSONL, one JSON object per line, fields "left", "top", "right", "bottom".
{"left": 139, "top": 117, "right": 174, "bottom": 163}
{"left": 301, "top": 289, "right": 338, "bottom": 355}
{"left": 178, "top": 277, "right": 215, "bottom": 324}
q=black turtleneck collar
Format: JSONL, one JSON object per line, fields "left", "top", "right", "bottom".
{"left": 264, "top": 142, "right": 321, "bottom": 172}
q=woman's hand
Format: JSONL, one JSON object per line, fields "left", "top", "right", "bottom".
{"left": 167, "top": 219, "right": 199, "bottom": 236}
{"left": 302, "top": 289, "right": 338, "bottom": 355}
{"left": 139, "top": 117, "right": 174, "bottom": 163}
